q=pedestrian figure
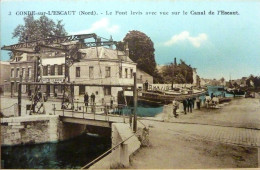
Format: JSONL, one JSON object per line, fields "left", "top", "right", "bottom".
{"left": 144, "top": 80, "right": 149, "bottom": 91}
{"left": 183, "top": 99, "right": 188, "bottom": 114}
{"left": 110, "top": 96, "right": 114, "bottom": 108}
{"left": 84, "top": 92, "right": 89, "bottom": 107}
{"left": 172, "top": 99, "right": 179, "bottom": 118}
{"left": 91, "top": 93, "right": 95, "bottom": 105}
{"left": 187, "top": 98, "right": 193, "bottom": 113}
{"left": 205, "top": 94, "right": 211, "bottom": 108}
{"left": 192, "top": 97, "right": 196, "bottom": 108}
{"left": 196, "top": 97, "right": 201, "bottom": 110}
{"left": 211, "top": 92, "right": 214, "bottom": 99}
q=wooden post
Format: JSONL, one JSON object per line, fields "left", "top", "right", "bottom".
{"left": 18, "top": 83, "right": 21, "bottom": 116}
{"left": 133, "top": 73, "right": 137, "bottom": 132}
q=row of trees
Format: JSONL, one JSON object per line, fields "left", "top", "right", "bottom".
{"left": 11, "top": 16, "right": 194, "bottom": 84}
{"left": 160, "top": 60, "right": 193, "bottom": 85}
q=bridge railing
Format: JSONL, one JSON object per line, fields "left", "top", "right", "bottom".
{"left": 53, "top": 102, "right": 132, "bottom": 122}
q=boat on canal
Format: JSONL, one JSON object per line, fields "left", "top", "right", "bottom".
{"left": 138, "top": 88, "right": 207, "bottom": 106}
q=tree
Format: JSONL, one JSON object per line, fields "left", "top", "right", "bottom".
{"left": 119, "top": 30, "right": 157, "bottom": 77}
{"left": 12, "top": 15, "right": 67, "bottom": 42}
{"left": 160, "top": 59, "right": 193, "bottom": 88}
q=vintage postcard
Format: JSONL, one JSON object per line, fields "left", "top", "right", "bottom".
{"left": 0, "top": 0, "right": 259, "bottom": 169}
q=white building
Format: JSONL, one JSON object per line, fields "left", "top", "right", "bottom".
{"left": 70, "top": 47, "right": 137, "bottom": 104}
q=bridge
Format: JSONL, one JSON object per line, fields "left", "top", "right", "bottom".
{"left": 53, "top": 104, "right": 132, "bottom": 128}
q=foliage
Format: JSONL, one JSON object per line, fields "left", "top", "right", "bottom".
{"left": 161, "top": 59, "right": 193, "bottom": 85}
{"left": 118, "top": 30, "right": 157, "bottom": 77}
{"left": 12, "top": 15, "right": 67, "bottom": 42}
{"left": 246, "top": 75, "right": 260, "bottom": 88}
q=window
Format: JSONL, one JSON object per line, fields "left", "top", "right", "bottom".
{"left": 28, "top": 68, "right": 31, "bottom": 78}
{"left": 11, "top": 68, "right": 14, "bottom": 78}
{"left": 130, "top": 69, "right": 133, "bottom": 78}
{"left": 76, "top": 67, "right": 80, "bottom": 77}
{"left": 104, "top": 86, "right": 111, "bottom": 95}
{"left": 22, "top": 68, "right": 25, "bottom": 78}
{"left": 89, "top": 66, "right": 93, "bottom": 79}
{"left": 105, "top": 67, "right": 111, "bottom": 78}
{"left": 125, "top": 68, "right": 128, "bottom": 78}
{"left": 58, "top": 65, "right": 63, "bottom": 75}
{"left": 16, "top": 68, "right": 20, "bottom": 78}
{"left": 79, "top": 85, "right": 85, "bottom": 95}
{"left": 43, "top": 66, "right": 48, "bottom": 76}
{"left": 50, "top": 65, "right": 55, "bottom": 75}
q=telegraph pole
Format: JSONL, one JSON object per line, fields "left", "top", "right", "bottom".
{"left": 133, "top": 73, "right": 137, "bottom": 132}
{"left": 18, "top": 75, "right": 22, "bottom": 116}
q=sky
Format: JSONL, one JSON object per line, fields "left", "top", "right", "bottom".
{"left": 1, "top": 0, "right": 260, "bottom": 80}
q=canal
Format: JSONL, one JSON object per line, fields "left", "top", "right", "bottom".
{"left": 1, "top": 134, "right": 111, "bottom": 169}
{"left": 1, "top": 104, "right": 163, "bottom": 169}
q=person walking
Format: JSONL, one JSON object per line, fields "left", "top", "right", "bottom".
{"left": 196, "top": 97, "right": 201, "bottom": 110}
{"left": 187, "top": 98, "right": 193, "bottom": 113}
{"left": 183, "top": 99, "right": 188, "bottom": 114}
{"left": 144, "top": 80, "right": 149, "bottom": 91}
{"left": 172, "top": 99, "right": 179, "bottom": 118}
{"left": 192, "top": 97, "right": 196, "bottom": 108}
{"left": 91, "top": 93, "right": 95, "bottom": 105}
{"left": 84, "top": 92, "right": 89, "bottom": 107}
{"left": 205, "top": 95, "right": 211, "bottom": 108}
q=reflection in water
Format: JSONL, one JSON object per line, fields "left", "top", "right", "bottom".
{"left": 1, "top": 134, "right": 111, "bottom": 169}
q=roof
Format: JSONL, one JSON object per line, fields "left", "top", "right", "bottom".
{"left": 79, "top": 47, "right": 134, "bottom": 63}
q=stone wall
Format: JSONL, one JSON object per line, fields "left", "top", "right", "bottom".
{"left": 1, "top": 115, "right": 86, "bottom": 146}
{"left": 90, "top": 123, "right": 141, "bottom": 169}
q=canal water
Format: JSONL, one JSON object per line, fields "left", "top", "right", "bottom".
{"left": 1, "top": 134, "right": 111, "bottom": 169}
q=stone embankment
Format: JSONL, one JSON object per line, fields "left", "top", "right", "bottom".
{"left": 1, "top": 115, "right": 86, "bottom": 146}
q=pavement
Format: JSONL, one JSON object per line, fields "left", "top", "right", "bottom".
{"left": 132, "top": 97, "right": 260, "bottom": 168}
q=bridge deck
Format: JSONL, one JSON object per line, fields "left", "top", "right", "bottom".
{"left": 56, "top": 110, "right": 130, "bottom": 128}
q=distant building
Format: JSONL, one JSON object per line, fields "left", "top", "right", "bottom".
{"left": 0, "top": 61, "right": 11, "bottom": 94}
{"left": 70, "top": 47, "right": 137, "bottom": 104}
{"left": 136, "top": 68, "right": 153, "bottom": 84}
{"left": 9, "top": 53, "right": 36, "bottom": 96}
{"left": 9, "top": 52, "right": 66, "bottom": 96}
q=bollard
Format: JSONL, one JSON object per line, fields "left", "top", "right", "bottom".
{"left": 120, "top": 143, "right": 129, "bottom": 167}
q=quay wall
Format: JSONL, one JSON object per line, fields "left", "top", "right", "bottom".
{"left": 90, "top": 123, "right": 141, "bottom": 169}
{"left": 1, "top": 115, "right": 86, "bottom": 146}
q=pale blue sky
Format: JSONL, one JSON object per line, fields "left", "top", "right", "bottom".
{"left": 1, "top": 0, "right": 260, "bottom": 80}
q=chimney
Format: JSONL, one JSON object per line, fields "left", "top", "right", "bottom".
{"left": 174, "top": 57, "right": 177, "bottom": 65}
{"left": 125, "top": 42, "right": 129, "bottom": 57}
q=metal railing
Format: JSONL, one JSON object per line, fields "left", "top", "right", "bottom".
{"left": 53, "top": 102, "right": 132, "bottom": 123}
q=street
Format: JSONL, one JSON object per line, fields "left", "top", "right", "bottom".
{"left": 132, "top": 98, "right": 260, "bottom": 168}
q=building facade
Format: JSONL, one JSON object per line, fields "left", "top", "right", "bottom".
{"left": 136, "top": 68, "right": 153, "bottom": 84}
{"left": 9, "top": 53, "right": 36, "bottom": 96}
{"left": 9, "top": 52, "right": 66, "bottom": 96}
{"left": 70, "top": 47, "right": 137, "bottom": 104}
{"left": 0, "top": 61, "right": 11, "bottom": 94}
